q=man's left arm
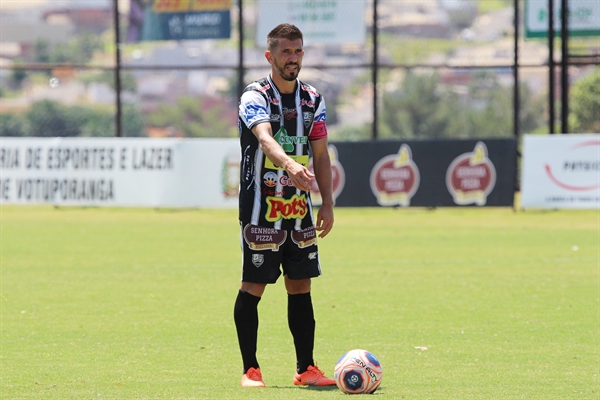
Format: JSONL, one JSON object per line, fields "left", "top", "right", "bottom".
{"left": 310, "top": 138, "right": 334, "bottom": 238}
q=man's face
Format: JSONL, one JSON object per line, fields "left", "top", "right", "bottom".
{"left": 268, "top": 38, "right": 304, "bottom": 82}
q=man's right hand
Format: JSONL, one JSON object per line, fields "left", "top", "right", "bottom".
{"left": 283, "top": 160, "right": 314, "bottom": 192}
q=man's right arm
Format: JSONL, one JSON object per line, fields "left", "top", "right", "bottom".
{"left": 252, "top": 122, "right": 314, "bottom": 193}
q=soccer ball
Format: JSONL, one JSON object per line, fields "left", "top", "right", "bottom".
{"left": 334, "top": 349, "right": 383, "bottom": 394}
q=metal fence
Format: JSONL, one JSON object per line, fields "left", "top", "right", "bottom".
{"left": 1, "top": 0, "right": 598, "bottom": 140}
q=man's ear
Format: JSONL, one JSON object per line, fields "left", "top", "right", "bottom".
{"left": 264, "top": 50, "right": 273, "bottom": 64}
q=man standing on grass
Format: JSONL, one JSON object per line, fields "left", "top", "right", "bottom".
{"left": 234, "top": 23, "right": 335, "bottom": 388}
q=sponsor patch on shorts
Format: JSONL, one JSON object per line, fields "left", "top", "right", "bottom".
{"left": 291, "top": 226, "right": 317, "bottom": 248}
{"left": 243, "top": 224, "right": 287, "bottom": 251}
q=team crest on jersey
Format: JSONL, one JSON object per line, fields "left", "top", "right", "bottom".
{"left": 303, "top": 112, "right": 314, "bottom": 129}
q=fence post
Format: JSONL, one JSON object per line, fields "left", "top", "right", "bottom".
{"left": 238, "top": 0, "right": 245, "bottom": 100}
{"left": 514, "top": 0, "right": 520, "bottom": 139}
{"left": 372, "top": 0, "right": 379, "bottom": 140}
{"left": 113, "top": 0, "right": 123, "bottom": 137}
{"left": 560, "top": 0, "right": 569, "bottom": 133}
{"left": 549, "top": 0, "right": 555, "bottom": 134}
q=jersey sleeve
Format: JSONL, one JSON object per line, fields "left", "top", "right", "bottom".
{"left": 308, "top": 97, "right": 327, "bottom": 140}
{"left": 239, "top": 90, "right": 270, "bottom": 129}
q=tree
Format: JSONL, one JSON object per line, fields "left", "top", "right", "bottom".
{"left": 571, "top": 67, "right": 600, "bottom": 133}
{"left": 9, "top": 60, "right": 27, "bottom": 89}
{"left": 33, "top": 34, "right": 103, "bottom": 66}
{"left": 122, "top": 104, "right": 146, "bottom": 137}
{"left": 0, "top": 113, "right": 29, "bottom": 137}
{"left": 377, "top": 70, "right": 544, "bottom": 139}
{"left": 33, "top": 39, "right": 51, "bottom": 63}
{"left": 25, "top": 100, "right": 80, "bottom": 137}
{"left": 380, "top": 71, "right": 466, "bottom": 139}
{"left": 146, "top": 96, "right": 237, "bottom": 138}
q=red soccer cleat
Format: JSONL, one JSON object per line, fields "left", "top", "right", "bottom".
{"left": 241, "top": 367, "right": 265, "bottom": 387}
{"left": 293, "top": 365, "right": 336, "bottom": 386}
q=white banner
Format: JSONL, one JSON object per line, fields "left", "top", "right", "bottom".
{"left": 525, "top": 0, "right": 600, "bottom": 37}
{"left": 0, "top": 137, "right": 241, "bottom": 208}
{"left": 521, "top": 134, "right": 600, "bottom": 209}
{"left": 256, "top": 0, "right": 366, "bottom": 46}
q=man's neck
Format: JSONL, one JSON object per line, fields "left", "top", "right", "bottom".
{"left": 270, "top": 74, "right": 297, "bottom": 94}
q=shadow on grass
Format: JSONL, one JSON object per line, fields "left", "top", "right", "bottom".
{"left": 262, "top": 385, "right": 385, "bottom": 395}
{"left": 263, "top": 385, "right": 339, "bottom": 392}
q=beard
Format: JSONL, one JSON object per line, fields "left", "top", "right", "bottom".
{"left": 274, "top": 59, "right": 301, "bottom": 81}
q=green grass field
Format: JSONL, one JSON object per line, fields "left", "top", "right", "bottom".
{"left": 1, "top": 205, "right": 598, "bottom": 399}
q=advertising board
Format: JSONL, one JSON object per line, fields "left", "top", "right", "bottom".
{"left": 0, "top": 137, "right": 518, "bottom": 209}
{"left": 0, "top": 137, "right": 240, "bottom": 208}
{"left": 525, "top": 0, "right": 600, "bottom": 38}
{"left": 327, "top": 139, "right": 517, "bottom": 208}
{"left": 521, "top": 134, "right": 600, "bottom": 209}
{"left": 127, "top": 0, "right": 231, "bottom": 41}
{"left": 256, "top": 0, "right": 366, "bottom": 45}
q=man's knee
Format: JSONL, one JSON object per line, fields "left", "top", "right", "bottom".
{"left": 241, "top": 282, "right": 267, "bottom": 297}
{"left": 285, "top": 277, "right": 311, "bottom": 294}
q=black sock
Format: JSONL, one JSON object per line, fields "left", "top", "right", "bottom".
{"left": 287, "top": 292, "right": 315, "bottom": 373}
{"left": 234, "top": 289, "right": 261, "bottom": 374}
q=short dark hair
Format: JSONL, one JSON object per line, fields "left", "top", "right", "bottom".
{"left": 267, "top": 23, "right": 303, "bottom": 52}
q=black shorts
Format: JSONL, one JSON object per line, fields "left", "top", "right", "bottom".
{"left": 240, "top": 223, "right": 322, "bottom": 283}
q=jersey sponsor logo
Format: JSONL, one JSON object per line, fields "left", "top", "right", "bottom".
{"left": 283, "top": 106, "right": 297, "bottom": 120}
{"left": 273, "top": 127, "right": 308, "bottom": 152}
{"left": 243, "top": 224, "right": 287, "bottom": 251}
{"left": 291, "top": 226, "right": 317, "bottom": 248}
{"left": 265, "top": 154, "right": 309, "bottom": 171}
{"left": 265, "top": 194, "right": 307, "bottom": 222}
{"left": 244, "top": 104, "right": 267, "bottom": 117}
{"left": 300, "top": 99, "right": 315, "bottom": 108}
{"left": 263, "top": 171, "right": 278, "bottom": 187}
{"left": 301, "top": 84, "right": 319, "bottom": 97}
{"left": 314, "top": 110, "right": 326, "bottom": 122}
{"left": 278, "top": 174, "right": 297, "bottom": 187}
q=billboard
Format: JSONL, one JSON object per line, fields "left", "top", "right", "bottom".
{"left": 0, "top": 137, "right": 240, "bottom": 208}
{"left": 325, "top": 139, "right": 517, "bottom": 208}
{"left": 256, "top": 0, "right": 366, "bottom": 46}
{"left": 525, "top": 0, "right": 600, "bottom": 38}
{"left": 127, "top": 0, "right": 231, "bottom": 42}
{"left": 0, "top": 138, "right": 517, "bottom": 209}
{"left": 521, "top": 134, "right": 600, "bottom": 209}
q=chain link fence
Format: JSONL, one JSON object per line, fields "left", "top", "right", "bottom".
{"left": 1, "top": 0, "right": 598, "bottom": 139}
